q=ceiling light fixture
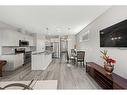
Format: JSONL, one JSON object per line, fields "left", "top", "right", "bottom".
{"left": 67, "top": 27, "right": 71, "bottom": 41}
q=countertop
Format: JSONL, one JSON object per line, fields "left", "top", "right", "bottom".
{"left": 32, "top": 51, "right": 53, "bottom": 55}
{"left": 2, "top": 51, "right": 33, "bottom": 55}
{"left": 2, "top": 51, "right": 52, "bottom": 55}
{"left": 2, "top": 53, "right": 24, "bottom": 55}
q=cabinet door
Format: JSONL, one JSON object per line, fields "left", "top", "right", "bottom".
{"left": 14, "top": 54, "right": 24, "bottom": 69}
{"left": 12, "top": 32, "right": 19, "bottom": 46}
{"left": 1, "top": 30, "right": 34, "bottom": 46}
{"left": 28, "top": 36, "right": 33, "bottom": 46}
{"left": 23, "top": 35, "right": 33, "bottom": 46}
{"left": 2, "top": 30, "right": 10, "bottom": 46}
{"left": 2, "top": 30, "right": 19, "bottom": 46}
{"left": 0, "top": 30, "right": 3, "bottom": 46}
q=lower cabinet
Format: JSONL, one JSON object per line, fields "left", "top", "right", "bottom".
{"left": 1, "top": 54, "right": 24, "bottom": 71}
{"left": 32, "top": 53, "right": 52, "bottom": 70}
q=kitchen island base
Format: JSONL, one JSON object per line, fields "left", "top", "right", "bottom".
{"left": 32, "top": 52, "right": 52, "bottom": 70}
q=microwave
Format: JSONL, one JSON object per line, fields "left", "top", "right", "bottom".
{"left": 19, "top": 40, "right": 29, "bottom": 47}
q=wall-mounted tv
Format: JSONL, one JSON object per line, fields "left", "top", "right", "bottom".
{"left": 100, "top": 19, "right": 127, "bottom": 47}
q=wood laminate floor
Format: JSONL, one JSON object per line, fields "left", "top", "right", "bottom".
{"left": 0, "top": 59, "right": 101, "bottom": 89}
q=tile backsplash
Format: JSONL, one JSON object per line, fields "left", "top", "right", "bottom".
{"left": 1, "top": 46, "right": 36, "bottom": 54}
{"left": 2, "top": 46, "right": 16, "bottom": 54}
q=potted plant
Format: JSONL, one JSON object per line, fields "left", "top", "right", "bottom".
{"left": 100, "top": 50, "right": 116, "bottom": 75}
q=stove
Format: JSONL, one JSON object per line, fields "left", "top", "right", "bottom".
{"left": 15, "top": 48, "right": 31, "bottom": 65}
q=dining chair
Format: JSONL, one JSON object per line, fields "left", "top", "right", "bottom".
{"left": 66, "top": 51, "right": 69, "bottom": 63}
{"left": 71, "top": 49, "right": 75, "bottom": 55}
{"left": 76, "top": 51, "right": 85, "bottom": 67}
{"left": 69, "top": 49, "right": 76, "bottom": 63}
{"left": 66, "top": 50, "right": 76, "bottom": 64}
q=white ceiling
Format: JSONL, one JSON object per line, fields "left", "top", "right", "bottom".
{"left": 0, "top": 6, "right": 110, "bottom": 35}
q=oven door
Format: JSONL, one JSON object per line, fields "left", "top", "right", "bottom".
{"left": 24, "top": 52, "right": 31, "bottom": 65}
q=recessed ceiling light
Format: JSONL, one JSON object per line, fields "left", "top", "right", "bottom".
{"left": 118, "top": 37, "right": 122, "bottom": 39}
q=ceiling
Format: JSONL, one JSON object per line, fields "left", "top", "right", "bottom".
{"left": 0, "top": 6, "right": 110, "bottom": 35}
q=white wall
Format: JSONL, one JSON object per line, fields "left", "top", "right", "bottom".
{"left": 76, "top": 6, "right": 127, "bottom": 79}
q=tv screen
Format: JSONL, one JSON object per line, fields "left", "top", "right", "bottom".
{"left": 100, "top": 19, "right": 127, "bottom": 47}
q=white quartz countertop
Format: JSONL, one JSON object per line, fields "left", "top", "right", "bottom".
{"left": 2, "top": 53, "right": 24, "bottom": 55}
{"left": 32, "top": 51, "right": 53, "bottom": 55}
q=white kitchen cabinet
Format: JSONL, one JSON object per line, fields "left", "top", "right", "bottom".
{"left": 0, "top": 22, "right": 33, "bottom": 46}
{"left": 14, "top": 54, "right": 24, "bottom": 69}
{"left": 2, "top": 30, "right": 20, "bottom": 46}
{"left": 18, "top": 34, "right": 34, "bottom": 46}
{"left": 1, "top": 30, "right": 34, "bottom": 46}
{"left": 27, "top": 36, "right": 34, "bottom": 46}
{"left": 2, "top": 53, "right": 24, "bottom": 71}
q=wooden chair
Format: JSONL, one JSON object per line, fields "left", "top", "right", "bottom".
{"left": 66, "top": 51, "right": 70, "bottom": 63}
{"left": 71, "top": 49, "right": 75, "bottom": 55}
{"left": 70, "top": 49, "right": 76, "bottom": 64}
{"left": 66, "top": 50, "right": 75, "bottom": 64}
{"left": 76, "top": 51, "right": 85, "bottom": 67}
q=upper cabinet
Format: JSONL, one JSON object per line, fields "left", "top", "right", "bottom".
{"left": 0, "top": 22, "right": 35, "bottom": 46}
{"left": 1, "top": 29, "right": 34, "bottom": 46}
{"left": 21, "top": 35, "right": 34, "bottom": 46}
{"left": 2, "top": 30, "right": 18, "bottom": 46}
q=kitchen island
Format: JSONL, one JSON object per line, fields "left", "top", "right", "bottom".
{"left": 32, "top": 51, "right": 52, "bottom": 70}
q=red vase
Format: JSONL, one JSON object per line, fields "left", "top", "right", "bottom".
{"left": 104, "top": 64, "right": 114, "bottom": 75}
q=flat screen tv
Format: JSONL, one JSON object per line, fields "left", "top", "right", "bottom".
{"left": 100, "top": 19, "right": 127, "bottom": 47}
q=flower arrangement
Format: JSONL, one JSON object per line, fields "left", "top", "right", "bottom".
{"left": 100, "top": 50, "right": 116, "bottom": 66}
